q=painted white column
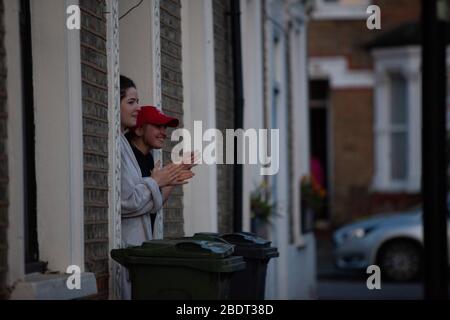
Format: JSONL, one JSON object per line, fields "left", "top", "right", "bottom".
{"left": 32, "top": 0, "right": 84, "bottom": 272}
{"left": 5, "top": 0, "right": 26, "bottom": 286}
{"left": 241, "top": 0, "right": 265, "bottom": 232}
{"left": 149, "top": 0, "right": 164, "bottom": 240}
{"left": 266, "top": 1, "right": 290, "bottom": 300}
{"left": 66, "top": 0, "right": 85, "bottom": 272}
{"left": 275, "top": 49, "right": 290, "bottom": 300}
{"left": 263, "top": 0, "right": 275, "bottom": 299}
{"left": 289, "top": 9, "right": 310, "bottom": 248}
{"left": 181, "top": 0, "right": 218, "bottom": 236}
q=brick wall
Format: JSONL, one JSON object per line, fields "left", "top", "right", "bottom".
{"left": 332, "top": 89, "right": 374, "bottom": 225}
{"left": 308, "top": 0, "right": 420, "bottom": 70}
{"left": 80, "top": 0, "right": 109, "bottom": 299}
{"left": 160, "top": 0, "right": 185, "bottom": 238}
{"left": 213, "top": 0, "right": 235, "bottom": 234}
{"left": 0, "top": 0, "right": 8, "bottom": 300}
{"left": 308, "top": 1, "right": 422, "bottom": 225}
{"left": 373, "top": 0, "right": 421, "bottom": 30}
{"left": 308, "top": 19, "right": 376, "bottom": 69}
{"left": 333, "top": 141, "right": 421, "bottom": 222}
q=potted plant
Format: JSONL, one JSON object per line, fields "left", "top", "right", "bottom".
{"left": 300, "top": 175, "right": 326, "bottom": 233}
{"left": 250, "top": 181, "right": 277, "bottom": 238}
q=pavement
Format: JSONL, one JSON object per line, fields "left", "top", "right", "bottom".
{"left": 315, "top": 229, "right": 450, "bottom": 300}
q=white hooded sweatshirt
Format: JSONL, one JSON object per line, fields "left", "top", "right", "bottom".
{"left": 119, "top": 132, "right": 163, "bottom": 299}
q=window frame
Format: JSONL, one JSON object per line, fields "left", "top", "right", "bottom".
{"left": 387, "top": 72, "right": 409, "bottom": 183}
{"left": 372, "top": 47, "right": 422, "bottom": 193}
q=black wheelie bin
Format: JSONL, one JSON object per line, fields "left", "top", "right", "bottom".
{"left": 190, "top": 232, "right": 279, "bottom": 300}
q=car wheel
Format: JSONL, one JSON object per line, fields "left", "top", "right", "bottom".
{"left": 378, "top": 240, "right": 422, "bottom": 282}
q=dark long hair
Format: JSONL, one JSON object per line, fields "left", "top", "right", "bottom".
{"left": 120, "top": 75, "right": 136, "bottom": 101}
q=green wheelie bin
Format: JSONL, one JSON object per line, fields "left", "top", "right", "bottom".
{"left": 110, "top": 239, "right": 246, "bottom": 300}
{"left": 189, "top": 232, "right": 279, "bottom": 300}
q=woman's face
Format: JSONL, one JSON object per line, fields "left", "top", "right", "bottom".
{"left": 143, "top": 124, "right": 167, "bottom": 149}
{"left": 120, "top": 87, "right": 140, "bottom": 130}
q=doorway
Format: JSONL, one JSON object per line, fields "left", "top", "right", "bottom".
{"left": 309, "top": 79, "right": 330, "bottom": 224}
{"left": 20, "top": 0, "right": 42, "bottom": 274}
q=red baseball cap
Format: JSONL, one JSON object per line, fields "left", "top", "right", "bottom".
{"left": 135, "top": 106, "right": 179, "bottom": 128}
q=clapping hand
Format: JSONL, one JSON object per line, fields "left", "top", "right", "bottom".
{"left": 151, "top": 161, "right": 184, "bottom": 187}
{"left": 151, "top": 160, "right": 196, "bottom": 187}
{"left": 180, "top": 151, "right": 201, "bottom": 171}
{"left": 173, "top": 169, "right": 195, "bottom": 185}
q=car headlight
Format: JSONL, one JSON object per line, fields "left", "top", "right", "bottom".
{"left": 342, "top": 226, "right": 376, "bottom": 241}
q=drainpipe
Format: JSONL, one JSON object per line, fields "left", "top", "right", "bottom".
{"left": 421, "top": 0, "right": 448, "bottom": 299}
{"left": 230, "top": 0, "right": 244, "bottom": 232}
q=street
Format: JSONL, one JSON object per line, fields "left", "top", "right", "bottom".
{"left": 318, "top": 277, "right": 450, "bottom": 300}
{"left": 316, "top": 232, "right": 450, "bottom": 300}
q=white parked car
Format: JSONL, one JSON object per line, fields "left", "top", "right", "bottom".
{"left": 333, "top": 200, "right": 450, "bottom": 281}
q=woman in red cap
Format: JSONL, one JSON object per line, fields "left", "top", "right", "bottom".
{"left": 126, "top": 105, "right": 194, "bottom": 236}
{"left": 119, "top": 76, "right": 193, "bottom": 299}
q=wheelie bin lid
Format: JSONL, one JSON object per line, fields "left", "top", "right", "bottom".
{"left": 110, "top": 240, "right": 246, "bottom": 273}
{"left": 127, "top": 240, "right": 234, "bottom": 258}
{"left": 193, "top": 232, "right": 279, "bottom": 260}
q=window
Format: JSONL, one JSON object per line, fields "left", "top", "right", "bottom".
{"left": 389, "top": 73, "right": 408, "bottom": 182}
{"left": 309, "top": 80, "right": 330, "bottom": 222}
{"left": 372, "top": 48, "right": 422, "bottom": 193}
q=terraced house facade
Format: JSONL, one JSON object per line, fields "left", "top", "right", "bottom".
{"left": 0, "top": 0, "right": 316, "bottom": 300}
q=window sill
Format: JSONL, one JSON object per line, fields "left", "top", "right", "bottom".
{"left": 10, "top": 272, "right": 97, "bottom": 300}
{"left": 312, "top": 6, "right": 369, "bottom": 20}
{"left": 370, "top": 184, "right": 420, "bottom": 194}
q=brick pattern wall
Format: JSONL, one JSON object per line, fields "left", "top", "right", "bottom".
{"left": 308, "top": 19, "right": 375, "bottom": 69}
{"left": 308, "top": 0, "right": 422, "bottom": 225}
{"left": 213, "top": 0, "right": 235, "bottom": 234}
{"left": 160, "top": 0, "right": 184, "bottom": 238}
{"left": 80, "top": 0, "right": 109, "bottom": 299}
{"left": 308, "top": 0, "right": 420, "bottom": 70}
{"left": 0, "top": 0, "right": 8, "bottom": 300}
{"left": 372, "top": 0, "right": 421, "bottom": 30}
{"left": 332, "top": 89, "right": 374, "bottom": 225}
